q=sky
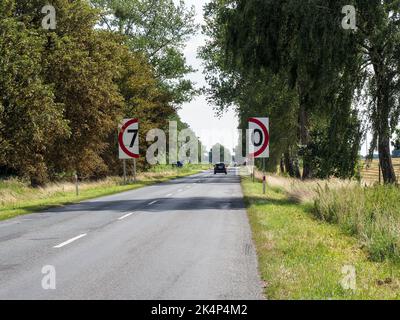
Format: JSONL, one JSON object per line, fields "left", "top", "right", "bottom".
{"left": 178, "top": 0, "right": 239, "bottom": 152}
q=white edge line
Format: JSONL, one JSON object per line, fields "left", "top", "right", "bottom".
{"left": 118, "top": 212, "right": 135, "bottom": 221}
{"left": 148, "top": 200, "right": 158, "bottom": 206}
{"left": 54, "top": 233, "right": 87, "bottom": 249}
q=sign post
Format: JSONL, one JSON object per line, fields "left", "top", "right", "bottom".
{"left": 75, "top": 173, "right": 79, "bottom": 196}
{"left": 133, "top": 158, "right": 137, "bottom": 183}
{"left": 118, "top": 119, "right": 139, "bottom": 183}
{"left": 249, "top": 118, "right": 270, "bottom": 194}
{"left": 123, "top": 159, "right": 127, "bottom": 184}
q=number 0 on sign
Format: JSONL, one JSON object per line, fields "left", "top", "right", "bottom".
{"left": 249, "top": 118, "right": 270, "bottom": 159}
{"left": 119, "top": 119, "right": 139, "bottom": 159}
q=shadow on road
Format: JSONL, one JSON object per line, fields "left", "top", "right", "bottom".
{"left": 32, "top": 196, "right": 245, "bottom": 215}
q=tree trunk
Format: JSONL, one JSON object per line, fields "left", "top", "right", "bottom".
{"left": 373, "top": 59, "right": 397, "bottom": 184}
{"left": 293, "top": 157, "right": 301, "bottom": 178}
{"left": 280, "top": 156, "right": 285, "bottom": 174}
{"left": 377, "top": 101, "right": 397, "bottom": 184}
{"left": 284, "top": 152, "right": 293, "bottom": 176}
{"left": 284, "top": 151, "right": 301, "bottom": 179}
{"left": 299, "top": 95, "right": 311, "bottom": 180}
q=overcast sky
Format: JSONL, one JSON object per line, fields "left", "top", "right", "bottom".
{"left": 179, "top": 0, "right": 239, "bottom": 152}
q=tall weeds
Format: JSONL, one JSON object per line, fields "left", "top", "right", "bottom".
{"left": 314, "top": 185, "right": 400, "bottom": 262}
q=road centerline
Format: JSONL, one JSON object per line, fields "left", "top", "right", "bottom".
{"left": 118, "top": 212, "right": 135, "bottom": 221}
{"left": 54, "top": 233, "right": 87, "bottom": 249}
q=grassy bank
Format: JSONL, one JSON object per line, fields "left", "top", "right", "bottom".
{"left": 242, "top": 177, "right": 400, "bottom": 299}
{"left": 0, "top": 165, "right": 209, "bottom": 221}
{"left": 314, "top": 184, "right": 400, "bottom": 263}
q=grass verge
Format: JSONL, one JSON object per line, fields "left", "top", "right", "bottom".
{"left": 314, "top": 184, "right": 400, "bottom": 263}
{"left": 0, "top": 165, "right": 209, "bottom": 221}
{"left": 242, "top": 177, "right": 400, "bottom": 300}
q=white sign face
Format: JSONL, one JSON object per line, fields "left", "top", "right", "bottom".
{"left": 119, "top": 119, "right": 139, "bottom": 159}
{"left": 249, "top": 117, "right": 270, "bottom": 159}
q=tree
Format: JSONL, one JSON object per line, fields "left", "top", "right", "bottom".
{"left": 0, "top": 0, "right": 68, "bottom": 186}
{"left": 352, "top": 0, "right": 400, "bottom": 183}
{"left": 0, "top": 0, "right": 204, "bottom": 184}
{"left": 91, "top": 0, "right": 199, "bottom": 105}
{"left": 35, "top": 0, "right": 126, "bottom": 179}
{"left": 393, "top": 129, "right": 400, "bottom": 151}
{"left": 200, "top": 0, "right": 364, "bottom": 180}
{"left": 210, "top": 143, "right": 232, "bottom": 164}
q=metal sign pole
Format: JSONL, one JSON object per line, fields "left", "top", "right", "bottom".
{"left": 263, "top": 158, "right": 266, "bottom": 194}
{"left": 123, "top": 159, "right": 127, "bottom": 184}
{"left": 75, "top": 173, "right": 79, "bottom": 196}
{"left": 133, "top": 158, "right": 137, "bottom": 183}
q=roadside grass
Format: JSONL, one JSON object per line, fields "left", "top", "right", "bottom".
{"left": 0, "top": 165, "right": 209, "bottom": 221}
{"left": 314, "top": 184, "right": 400, "bottom": 263}
{"left": 242, "top": 177, "right": 400, "bottom": 300}
{"left": 255, "top": 172, "right": 400, "bottom": 263}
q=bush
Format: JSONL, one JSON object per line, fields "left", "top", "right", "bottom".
{"left": 314, "top": 185, "right": 400, "bottom": 262}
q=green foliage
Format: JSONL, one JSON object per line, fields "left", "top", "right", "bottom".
{"left": 352, "top": 0, "right": 400, "bottom": 183}
{"left": 200, "top": 0, "right": 362, "bottom": 179}
{"left": 305, "top": 110, "right": 362, "bottom": 179}
{"left": 0, "top": 0, "right": 196, "bottom": 185}
{"left": 0, "top": 2, "right": 68, "bottom": 185}
{"left": 91, "top": 0, "right": 199, "bottom": 105}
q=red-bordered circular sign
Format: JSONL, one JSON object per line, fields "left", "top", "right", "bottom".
{"left": 249, "top": 117, "right": 270, "bottom": 158}
{"left": 118, "top": 119, "right": 139, "bottom": 159}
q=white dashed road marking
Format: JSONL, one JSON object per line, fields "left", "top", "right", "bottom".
{"left": 118, "top": 212, "right": 135, "bottom": 221}
{"left": 54, "top": 234, "right": 87, "bottom": 249}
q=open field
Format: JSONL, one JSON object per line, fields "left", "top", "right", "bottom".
{"left": 0, "top": 165, "right": 210, "bottom": 221}
{"left": 361, "top": 158, "right": 400, "bottom": 184}
{"left": 242, "top": 177, "right": 400, "bottom": 299}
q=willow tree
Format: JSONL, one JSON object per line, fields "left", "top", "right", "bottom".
{"left": 200, "top": 0, "right": 362, "bottom": 179}
{"left": 351, "top": 0, "right": 400, "bottom": 183}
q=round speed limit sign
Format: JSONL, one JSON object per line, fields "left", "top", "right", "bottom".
{"left": 249, "top": 117, "right": 270, "bottom": 159}
{"left": 118, "top": 119, "right": 139, "bottom": 159}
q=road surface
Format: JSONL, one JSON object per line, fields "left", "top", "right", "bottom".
{"left": 0, "top": 168, "right": 262, "bottom": 300}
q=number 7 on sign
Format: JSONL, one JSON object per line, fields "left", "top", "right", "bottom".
{"left": 128, "top": 129, "right": 138, "bottom": 148}
{"left": 119, "top": 119, "right": 140, "bottom": 159}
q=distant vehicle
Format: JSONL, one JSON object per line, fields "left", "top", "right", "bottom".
{"left": 172, "top": 161, "right": 184, "bottom": 168}
{"left": 214, "top": 163, "right": 227, "bottom": 175}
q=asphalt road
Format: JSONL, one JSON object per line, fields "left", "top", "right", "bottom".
{"left": 0, "top": 168, "right": 263, "bottom": 300}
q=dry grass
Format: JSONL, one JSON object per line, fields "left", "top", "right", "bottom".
{"left": 252, "top": 170, "right": 357, "bottom": 203}
{"left": 248, "top": 168, "right": 400, "bottom": 263}
{"left": 361, "top": 158, "right": 400, "bottom": 184}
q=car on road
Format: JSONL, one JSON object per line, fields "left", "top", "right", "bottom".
{"left": 214, "top": 163, "right": 227, "bottom": 175}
